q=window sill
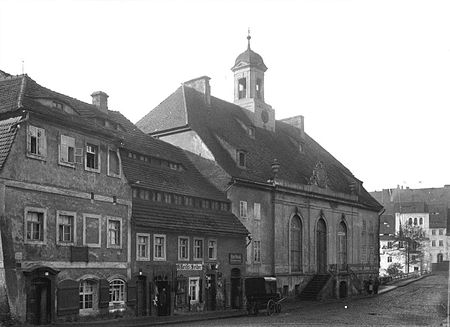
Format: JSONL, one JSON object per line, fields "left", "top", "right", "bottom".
{"left": 84, "top": 243, "right": 101, "bottom": 248}
{"left": 107, "top": 172, "right": 121, "bottom": 179}
{"left": 59, "top": 161, "right": 76, "bottom": 169}
{"left": 154, "top": 257, "right": 166, "bottom": 261}
{"left": 193, "top": 258, "right": 203, "bottom": 262}
{"left": 178, "top": 258, "right": 190, "bottom": 262}
{"left": 137, "top": 257, "right": 150, "bottom": 262}
{"left": 85, "top": 167, "right": 101, "bottom": 174}
{"left": 57, "top": 241, "right": 75, "bottom": 246}
{"left": 107, "top": 245, "right": 122, "bottom": 249}
{"left": 25, "top": 240, "right": 46, "bottom": 245}
{"left": 26, "top": 153, "right": 46, "bottom": 161}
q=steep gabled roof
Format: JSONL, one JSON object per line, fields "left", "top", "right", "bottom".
{"left": 0, "top": 116, "right": 22, "bottom": 169}
{"left": 137, "top": 85, "right": 381, "bottom": 210}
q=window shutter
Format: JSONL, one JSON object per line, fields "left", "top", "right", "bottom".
{"left": 127, "top": 277, "right": 137, "bottom": 307}
{"left": 57, "top": 279, "right": 79, "bottom": 316}
{"left": 60, "top": 136, "right": 68, "bottom": 162}
{"left": 74, "top": 148, "right": 83, "bottom": 164}
{"left": 199, "top": 278, "right": 203, "bottom": 303}
{"left": 98, "top": 279, "right": 110, "bottom": 309}
{"left": 39, "top": 129, "right": 47, "bottom": 156}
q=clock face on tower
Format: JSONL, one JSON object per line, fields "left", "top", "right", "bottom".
{"left": 261, "top": 109, "right": 269, "bottom": 124}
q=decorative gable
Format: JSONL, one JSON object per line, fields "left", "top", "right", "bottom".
{"left": 309, "top": 161, "right": 328, "bottom": 189}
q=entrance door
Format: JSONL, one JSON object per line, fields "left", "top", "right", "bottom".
{"left": 136, "top": 277, "right": 146, "bottom": 316}
{"left": 437, "top": 253, "right": 444, "bottom": 263}
{"left": 316, "top": 218, "right": 327, "bottom": 273}
{"left": 156, "top": 281, "right": 170, "bottom": 316}
{"left": 206, "top": 274, "right": 216, "bottom": 310}
{"left": 230, "top": 268, "right": 241, "bottom": 309}
{"left": 338, "top": 222, "right": 348, "bottom": 270}
{"left": 28, "top": 278, "right": 51, "bottom": 325}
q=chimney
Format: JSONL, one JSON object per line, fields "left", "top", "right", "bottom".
{"left": 280, "top": 115, "right": 305, "bottom": 138}
{"left": 183, "top": 76, "right": 211, "bottom": 106}
{"left": 91, "top": 91, "right": 109, "bottom": 113}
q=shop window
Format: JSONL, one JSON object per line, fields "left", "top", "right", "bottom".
{"left": 239, "top": 201, "right": 247, "bottom": 218}
{"left": 136, "top": 233, "right": 150, "bottom": 261}
{"left": 25, "top": 207, "right": 46, "bottom": 243}
{"left": 178, "top": 236, "right": 189, "bottom": 261}
{"left": 107, "top": 217, "right": 122, "bottom": 248}
{"left": 109, "top": 279, "right": 126, "bottom": 305}
{"left": 85, "top": 143, "right": 100, "bottom": 172}
{"left": 57, "top": 211, "right": 76, "bottom": 245}
{"left": 83, "top": 214, "right": 101, "bottom": 247}
{"left": 27, "top": 125, "right": 47, "bottom": 159}
{"left": 108, "top": 149, "right": 121, "bottom": 177}
{"left": 189, "top": 277, "right": 200, "bottom": 304}
{"left": 254, "top": 203, "right": 261, "bottom": 220}
{"left": 193, "top": 238, "right": 204, "bottom": 261}
{"left": 253, "top": 240, "right": 261, "bottom": 263}
{"left": 154, "top": 234, "right": 166, "bottom": 261}
{"left": 208, "top": 239, "right": 217, "bottom": 260}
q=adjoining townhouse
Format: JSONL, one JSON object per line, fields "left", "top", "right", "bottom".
{"left": 0, "top": 71, "right": 131, "bottom": 324}
{"left": 108, "top": 111, "right": 248, "bottom": 316}
{"left": 137, "top": 36, "right": 383, "bottom": 300}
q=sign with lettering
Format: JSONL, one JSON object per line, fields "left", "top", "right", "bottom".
{"left": 176, "top": 263, "right": 203, "bottom": 271}
{"left": 229, "top": 253, "right": 243, "bottom": 265}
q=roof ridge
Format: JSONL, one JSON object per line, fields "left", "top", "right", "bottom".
{"left": 17, "top": 75, "right": 27, "bottom": 109}
{"left": 181, "top": 84, "right": 189, "bottom": 125}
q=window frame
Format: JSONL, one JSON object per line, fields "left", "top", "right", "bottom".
{"left": 208, "top": 239, "right": 217, "bottom": 261}
{"left": 254, "top": 203, "right": 261, "bottom": 220}
{"left": 27, "top": 125, "right": 47, "bottom": 160}
{"left": 253, "top": 240, "right": 261, "bottom": 263}
{"left": 239, "top": 201, "right": 247, "bottom": 219}
{"left": 109, "top": 279, "right": 126, "bottom": 304}
{"left": 153, "top": 234, "right": 166, "bottom": 261}
{"left": 188, "top": 277, "right": 200, "bottom": 304}
{"left": 236, "top": 150, "right": 246, "bottom": 168}
{"left": 58, "top": 134, "right": 77, "bottom": 167}
{"left": 85, "top": 141, "right": 101, "bottom": 173}
{"left": 56, "top": 210, "right": 76, "bottom": 246}
{"left": 24, "top": 207, "right": 47, "bottom": 245}
{"left": 193, "top": 238, "right": 204, "bottom": 261}
{"left": 136, "top": 233, "right": 151, "bottom": 261}
{"left": 82, "top": 214, "right": 101, "bottom": 248}
{"left": 107, "top": 217, "right": 122, "bottom": 249}
{"left": 178, "top": 236, "right": 190, "bottom": 261}
{"left": 79, "top": 280, "right": 97, "bottom": 312}
{"left": 439, "top": 240, "right": 444, "bottom": 247}
{"left": 107, "top": 147, "right": 121, "bottom": 178}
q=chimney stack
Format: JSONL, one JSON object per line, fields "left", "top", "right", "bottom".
{"left": 280, "top": 115, "right": 305, "bottom": 138}
{"left": 183, "top": 76, "right": 211, "bottom": 106}
{"left": 91, "top": 91, "right": 109, "bottom": 113}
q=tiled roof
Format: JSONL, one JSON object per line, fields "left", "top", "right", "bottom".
{"left": 0, "top": 76, "right": 23, "bottom": 114}
{"left": 132, "top": 199, "right": 248, "bottom": 235}
{"left": 0, "top": 116, "right": 22, "bottom": 169}
{"left": 137, "top": 86, "right": 382, "bottom": 210}
{"left": 380, "top": 214, "right": 395, "bottom": 235}
{"left": 429, "top": 205, "right": 447, "bottom": 228}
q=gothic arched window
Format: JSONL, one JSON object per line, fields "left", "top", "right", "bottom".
{"left": 290, "top": 216, "right": 302, "bottom": 272}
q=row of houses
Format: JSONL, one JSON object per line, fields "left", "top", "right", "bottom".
{"left": 0, "top": 36, "right": 383, "bottom": 325}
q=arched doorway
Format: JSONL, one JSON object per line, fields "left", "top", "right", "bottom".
{"left": 230, "top": 268, "right": 241, "bottom": 309}
{"left": 339, "top": 281, "right": 347, "bottom": 298}
{"left": 437, "top": 253, "right": 444, "bottom": 263}
{"left": 338, "top": 221, "right": 348, "bottom": 270}
{"left": 316, "top": 218, "right": 327, "bottom": 273}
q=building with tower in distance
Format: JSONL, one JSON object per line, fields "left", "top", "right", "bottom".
{"left": 372, "top": 186, "right": 450, "bottom": 274}
{"left": 137, "top": 35, "right": 383, "bottom": 300}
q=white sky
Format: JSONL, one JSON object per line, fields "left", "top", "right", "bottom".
{"left": 1, "top": 0, "right": 449, "bottom": 192}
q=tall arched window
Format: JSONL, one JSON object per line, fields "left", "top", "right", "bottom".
{"left": 109, "top": 279, "right": 126, "bottom": 304}
{"left": 290, "top": 215, "right": 302, "bottom": 272}
{"left": 80, "top": 280, "right": 97, "bottom": 311}
{"left": 414, "top": 217, "right": 418, "bottom": 225}
{"left": 408, "top": 218, "right": 413, "bottom": 225}
{"left": 419, "top": 217, "right": 423, "bottom": 225}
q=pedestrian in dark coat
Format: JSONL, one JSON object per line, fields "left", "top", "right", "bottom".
{"left": 373, "top": 276, "right": 380, "bottom": 294}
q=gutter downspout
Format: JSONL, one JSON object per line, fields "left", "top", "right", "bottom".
{"left": 377, "top": 208, "right": 386, "bottom": 273}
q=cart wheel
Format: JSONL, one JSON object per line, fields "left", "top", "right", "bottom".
{"left": 267, "top": 300, "right": 275, "bottom": 316}
{"left": 276, "top": 303, "right": 281, "bottom": 313}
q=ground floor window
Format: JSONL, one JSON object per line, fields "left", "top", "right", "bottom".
{"left": 109, "top": 279, "right": 126, "bottom": 303}
{"left": 189, "top": 277, "right": 200, "bottom": 304}
{"left": 79, "top": 280, "right": 96, "bottom": 311}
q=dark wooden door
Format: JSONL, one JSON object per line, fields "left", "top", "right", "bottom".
{"left": 206, "top": 274, "right": 216, "bottom": 310}
{"left": 316, "top": 218, "right": 327, "bottom": 273}
{"left": 156, "top": 281, "right": 170, "bottom": 316}
{"left": 28, "top": 278, "right": 51, "bottom": 325}
{"left": 136, "top": 277, "right": 146, "bottom": 316}
{"left": 230, "top": 268, "right": 241, "bottom": 309}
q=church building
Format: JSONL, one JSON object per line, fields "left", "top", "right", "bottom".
{"left": 137, "top": 35, "right": 383, "bottom": 300}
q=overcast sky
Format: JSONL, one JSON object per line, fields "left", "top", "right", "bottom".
{"left": 1, "top": 0, "right": 449, "bottom": 192}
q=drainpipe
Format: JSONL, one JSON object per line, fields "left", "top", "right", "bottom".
{"left": 377, "top": 208, "right": 386, "bottom": 274}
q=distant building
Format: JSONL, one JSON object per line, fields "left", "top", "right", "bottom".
{"left": 372, "top": 187, "right": 449, "bottom": 274}
{"left": 137, "top": 35, "right": 383, "bottom": 300}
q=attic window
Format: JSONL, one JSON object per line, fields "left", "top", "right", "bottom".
{"left": 299, "top": 142, "right": 305, "bottom": 153}
{"left": 53, "top": 101, "right": 63, "bottom": 110}
{"left": 238, "top": 78, "right": 247, "bottom": 99}
{"left": 236, "top": 150, "right": 246, "bottom": 168}
{"left": 248, "top": 127, "right": 255, "bottom": 138}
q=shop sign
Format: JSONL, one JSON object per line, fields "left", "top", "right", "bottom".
{"left": 176, "top": 263, "right": 203, "bottom": 271}
{"left": 229, "top": 253, "right": 242, "bottom": 264}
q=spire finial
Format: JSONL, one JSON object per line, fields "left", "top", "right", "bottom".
{"left": 247, "top": 28, "right": 251, "bottom": 49}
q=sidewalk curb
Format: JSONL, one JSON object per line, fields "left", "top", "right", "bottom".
{"left": 377, "top": 274, "right": 429, "bottom": 295}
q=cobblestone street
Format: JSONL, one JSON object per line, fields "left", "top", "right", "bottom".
{"left": 175, "top": 273, "right": 448, "bottom": 327}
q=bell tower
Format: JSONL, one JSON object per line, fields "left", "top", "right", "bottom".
{"left": 231, "top": 32, "right": 275, "bottom": 132}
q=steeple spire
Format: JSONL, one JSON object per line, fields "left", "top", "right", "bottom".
{"left": 247, "top": 28, "right": 251, "bottom": 49}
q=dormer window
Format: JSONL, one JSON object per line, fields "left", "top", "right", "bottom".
{"left": 238, "top": 78, "right": 247, "bottom": 99}
{"left": 299, "top": 142, "right": 305, "bottom": 154}
{"left": 248, "top": 127, "right": 255, "bottom": 139}
{"left": 236, "top": 150, "right": 246, "bottom": 168}
{"left": 53, "top": 101, "right": 63, "bottom": 110}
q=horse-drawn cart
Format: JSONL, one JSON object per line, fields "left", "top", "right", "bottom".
{"left": 245, "top": 277, "right": 284, "bottom": 316}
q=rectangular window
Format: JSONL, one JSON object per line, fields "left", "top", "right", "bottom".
{"left": 439, "top": 229, "right": 444, "bottom": 235}
{"left": 108, "top": 149, "right": 121, "bottom": 177}
{"left": 239, "top": 201, "right": 247, "bottom": 218}
{"left": 439, "top": 240, "right": 444, "bottom": 247}
{"left": 193, "top": 238, "right": 204, "bottom": 260}
{"left": 253, "top": 240, "right": 261, "bottom": 263}
{"left": 154, "top": 234, "right": 166, "bottom": 260}
{"left": 432, "top": 229, "right": 436, "bottom": 235}
{"left": 59, "top": 135, "right": 75, "bottom": 165}
{"left": 254, "top": 203, "right": 261, "bottom": 220}
{"left": 236, "top": 150, "right": 246, "bottom": 168}
{"left": 107, "top": 218, "right": 122, "bottom": 248}
{"left": 387, "top": 256, "right": 392, "bottom": 263}
{"left": 189, "top": 277, "right": 200, "bottom": 304}
{"left": 136, "top": 233, "right": 150, "bottom": 261}
{"left": 238, "top": 77, "right": 247, "bottom": 99}
{"left": 85, "top": 143, "right": 99, "bottom": 171}
{"left": 83, "top": 214, "right": 101, "bottom": 247}
{"left": 387, "top": 241, "right": 393, "bottom": 249}
{"left": 432, "top": 240, "right": 436, "bottom": 247}
{"left": 27, "top": 125, "right": 46, "bottom": 158}
{"left": 57, "top": 211, "right": 76, "bottom": 245}
{"left": 25, "top": 208, "right": 46, "bottom": 243}
{"left": 208, "top": 239, "right": 217, "bottom": 260}
{"left": 79, "top": 280, "right": 94, "bottom": 310}
{"left": 178, "top": 237, "right": 189, "bottom": 261}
